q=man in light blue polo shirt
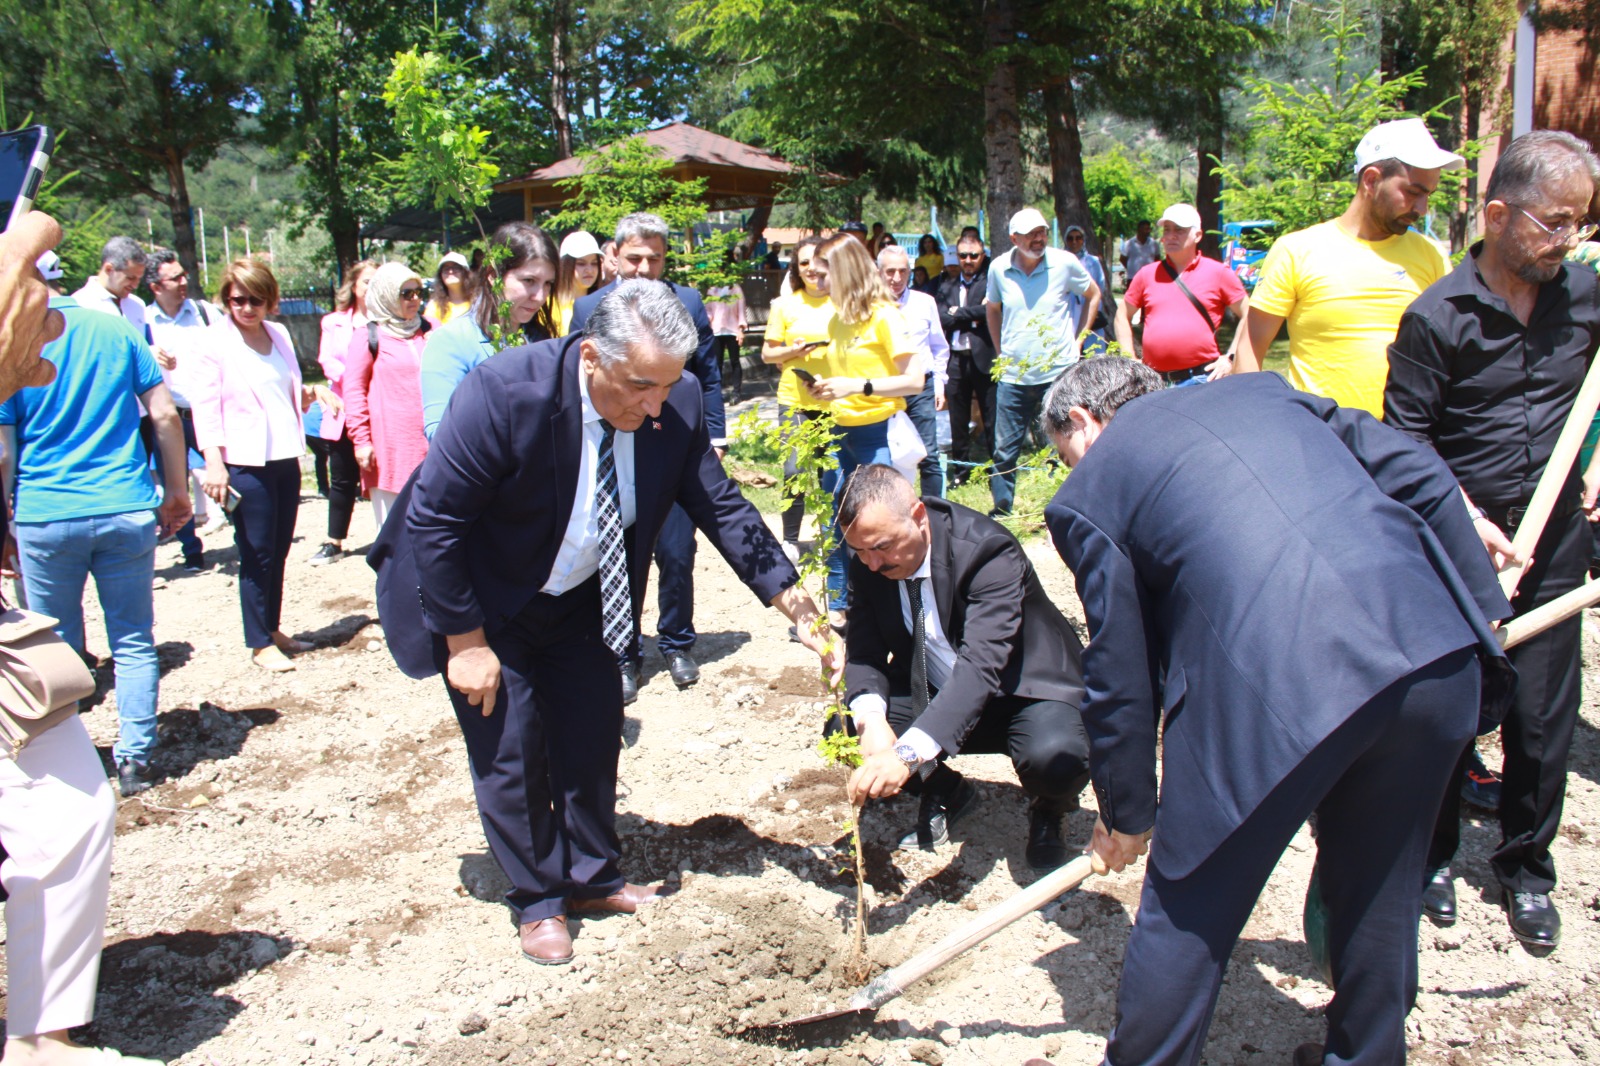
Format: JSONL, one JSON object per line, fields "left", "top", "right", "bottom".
{"left": 0, "top": 299, "right": 191, "bottom": 797}
{"left": 984, "top": 208, "right": 1100, "bottom": 516}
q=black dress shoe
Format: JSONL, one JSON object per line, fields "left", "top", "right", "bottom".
{"left": 663, "top": 650, "right": 700, "bottom": 688}
{"left": 1504, "top": 889, "right": 1561, "bottom": 949}
{"left": 1025, "top": 797, "right": 1072, "bottom": 871}
{"left": 896, "top": 775, "right": 978, "bottom": 851}
{"left": 620, "top": 660, "right": 640, "bottom": 706}
{"left": 1422, "top": 866, "right": 1457, "bottom": 926}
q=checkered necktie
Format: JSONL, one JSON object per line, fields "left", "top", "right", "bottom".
{"left": 595, "top": 421, "right": 632, "bottom": 658}
{"left": 907, "top": 578, "right": 930, "bottom": 713}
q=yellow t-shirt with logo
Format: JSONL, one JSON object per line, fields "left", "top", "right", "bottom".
{"left": 1250, "top": 220, "right": 1449, "bottom": 416}
{"left": 768, "top": 290, "right": 835, "bottom": 411}
{"left": 822, "top": 302, "right": 910, "bottom": 426}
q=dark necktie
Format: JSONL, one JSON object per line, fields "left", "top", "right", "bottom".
{"left": 907, "top": 578, "right": 930, "bottom": 713}
{"left": 595, "top": 421, "right": 632, "bottom": 658}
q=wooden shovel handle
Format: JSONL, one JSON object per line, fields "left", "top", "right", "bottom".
{"left": 1500, "top": 578, "right": 1600, "bottom": 649}
{"left": 1499, "top": 348, "right": 1600, "bottom": 600}
{"left": 848, "top": 854, "right": 1097, "bottom": 1012}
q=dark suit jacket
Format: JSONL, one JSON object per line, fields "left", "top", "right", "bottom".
{"left": 844, "top": 498, "right": 1086, "bottom": 755}
{"left": 935, "top": 269, "right": 994, "bottom": 376}
{"left": 568, "top": 278, "right": 725, "bottom": 439}
{"left": 368, "top": 334, "right": 796, "bottom": 679}
{"left": 1045, "top": 373, "right": 1513, "bottom": 879}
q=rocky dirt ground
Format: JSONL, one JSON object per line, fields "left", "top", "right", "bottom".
{"left": 2, "top": 479, "right": 1598, "bottom": 1066}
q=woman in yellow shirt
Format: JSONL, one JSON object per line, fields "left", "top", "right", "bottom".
{"left": 428, "top": 251, "right": 474, "bottom": 324}
{"left": 764, "top": 236, "right": 832, "bottom": 557}
{"left": 914, "top": 233, "right": 945, "bottom": 283}
{"left": 805, "top": 233, "right": 924, "bottom": 622}
{"left": 549, "top": 230, "right": 603, "bottom": 336}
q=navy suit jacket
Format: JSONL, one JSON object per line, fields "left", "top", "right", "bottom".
{"left": 844, "top": 498, "right": 1086, "bottom": 754}
{"left": 368, "top": 334, "right": 796, "bottom": 679}
{"left": 1045, "top": 373, "right": 1513, "bottom": 879}
{"left": 568, "top": 278, "right": 724, "bottom": 439}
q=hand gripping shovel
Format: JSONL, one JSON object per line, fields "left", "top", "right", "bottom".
{"left": 743, "top": 853, "right": 1097, "bottom": 1033}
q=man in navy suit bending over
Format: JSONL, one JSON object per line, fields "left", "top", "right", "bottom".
{"left": 1039, "top": 358, "right": 1513, "bottom": 1066}
{"left": 370, "top": 281, "right": 839, "bottom": 967}
{"left": 568, "top": 211, "right": 723, "bottom": 703}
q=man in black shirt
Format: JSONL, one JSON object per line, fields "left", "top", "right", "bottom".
{"left": 1385, "top": 130, "right": 1600, "bottom": 952}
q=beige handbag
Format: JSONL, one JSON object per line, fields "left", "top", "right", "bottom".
{"left": 0, "top": 604, "right": 97, "bottom": 759}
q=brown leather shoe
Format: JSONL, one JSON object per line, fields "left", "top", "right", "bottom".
{"left": 519, "top": 916, "right": 573, "bottom": 965}
{"left": 568, "top": 882, "right": 669, "bottom": 915}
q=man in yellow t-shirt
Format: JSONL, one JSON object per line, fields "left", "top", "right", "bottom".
{"left": 1235, "top": 118, "right": 1462, "bottom": 416}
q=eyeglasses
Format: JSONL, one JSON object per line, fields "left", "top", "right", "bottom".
{"left": 957, "top": 252, "right": 983, "bottom": 260}
{"left": 398, "top": 287, "right": 424, "bottom": 299}
{"left": 1510, "top": 204, "right": 1598, "bottom": 245}
{"left": 226, "top": 294, "right": 266, "bottom": 309}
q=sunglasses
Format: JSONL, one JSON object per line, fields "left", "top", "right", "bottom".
{"left": 957, "top": 252, "right": 983, "bottom": 260}
{"left": 399, "top": 287, "right": 425, "bottom": 299}
{"left": 226, "top": 294, "right": 266, "bottom": 308}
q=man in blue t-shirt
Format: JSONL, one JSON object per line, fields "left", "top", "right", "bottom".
{"left": 0, "top": 298, "right": 191, "bottom": 796}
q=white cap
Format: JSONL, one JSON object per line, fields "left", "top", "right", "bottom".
{"left": 1009, "top": 207, "right": 1049, "bottom": 235}
{"left": 438, "top": 251, "right": 470, "bottom": 269}
{"left": 943, "top": 246, "right": 960, "bottom": 266}
{"left": 35, "top": 250, "right": 63, "bottom": 281}
{"left": 559, "top": 230, "right": 601, "bottom": 259}
{"left": 1158, "top": 203, "right": 1202, "bottom": 231}
{"left": 1353, "top": 118, "right": 1464, "bottom": 175}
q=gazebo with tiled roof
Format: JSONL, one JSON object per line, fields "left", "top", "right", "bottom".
{"left": 495, "top": 121, "right": 806, "bottom": 220}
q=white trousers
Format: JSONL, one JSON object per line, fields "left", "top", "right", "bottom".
{"left": 370, "top": 488, "right": 399, "bottom": 531}
{"left": 0, "top": 715, "right": 115, "bottom": 1035}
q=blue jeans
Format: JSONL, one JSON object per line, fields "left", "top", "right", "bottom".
{"left": 903, "top": 374, "right": 943, "bottom": 498}
{"left": 15, "top": 511, "right": 160, "bottom": 765}
{"left": 989, "top": 381, "right": 1052, "bottom": 515}
{"left": 827, "top": 419, "right": 893, "bottom": 611}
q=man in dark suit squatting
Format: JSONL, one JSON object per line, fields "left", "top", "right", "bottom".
{"left": 839, "top": 464, "right": 1090, "bottom": 869}
{"left": 370, "top": 281, "right": 840, "bottom": 968}
{"left": 568, "top": 211, "right": 724, "bottom": 702}
{"left": 1038, "top": 358, "right": 1513, "bottom": 1066}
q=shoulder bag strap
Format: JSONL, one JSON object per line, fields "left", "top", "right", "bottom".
{"left": 1161, "top": 259, "right": 1217, "bottom": 333}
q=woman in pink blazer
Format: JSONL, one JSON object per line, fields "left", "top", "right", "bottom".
{"left": 308, "top": 258, "right": 377, "bottom": 565}
{"left": 190, "top": 258, "right": 323, "bottom": 672}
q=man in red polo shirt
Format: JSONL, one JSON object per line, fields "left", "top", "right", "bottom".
{"left": 1115, "top": 203, "right": 1248, "bottom": 387}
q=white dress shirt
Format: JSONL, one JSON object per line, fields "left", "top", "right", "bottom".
{"left": 72, "top": 277, "right": 147, "bottom": 332}
{"left": 895, "top": 286, "right": 951, "bottom": 393}
{"left": 849, "top": 552, "right": 955, "bottom": 761}
{"left": 541, "top": 370, "right": 637, "bottom": 595}
{"left": 145, "top": 299, "right": 218, "bottom": 409}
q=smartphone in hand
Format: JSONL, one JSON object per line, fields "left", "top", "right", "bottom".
{"left": 0, "top": 126, "right": 55, "bottom": 232}
{"left": 791, "top": 368, "right": 817, "bottom": 385}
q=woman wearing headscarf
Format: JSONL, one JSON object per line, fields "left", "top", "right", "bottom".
{"left": 420, "top": 222, "right": 558, "bottom": 439}
{"left": 343, "top": 262, "right": 433, "bottom": 528}
{"left": 309, "top": 257, "right": 377, "bottom": 565}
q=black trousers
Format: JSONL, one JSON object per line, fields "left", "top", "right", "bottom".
{"left": 228, "top": 458, "right": 301, "bottom": 649}
{"left": 1428, "top": 506, "right": 1586, "bottom": 893}
{"left": 448, "top": 575, "right": 627, "bottom": 924}
{"left": 879, "top": 686, "right": 1090, "bottom": 803}
{"left": 945, "top": 351, "right": 994, "bottom": 470}
{"left": 712, "top": 334, "right": 742, "bottom": 398}
{"left": 626, "top": 503, "right": 696, "bottom": 660}
{"left": 305, "top": 430, "right": 360, "bottom": 541}
{"left": 1109, "top": 647, "right": 1479, "bottom": 1066}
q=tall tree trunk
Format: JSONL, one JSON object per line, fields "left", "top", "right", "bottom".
{"left": 1196, "top": 84, "right": 1225, "bottom": 260}
{"left": 1044, "top": 77, "right": 1097, "bottom": 256}
{"left": 161, "top": 150, "right": 204, "bottom": 285}
{"left": 982, "top": 0, "right": 1024, "bottom": 253}
{"left": 745, "top": 202, "right": 772, "bottom": 247}
{"left": 551, "top": 0, "right": 574, "bottom": 159}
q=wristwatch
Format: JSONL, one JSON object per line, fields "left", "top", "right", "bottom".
{"left": 893, "top": 741, "right": 923, "bottom": 771}
{"left": 863, "top": 379, "right": 874, "bottom": 396}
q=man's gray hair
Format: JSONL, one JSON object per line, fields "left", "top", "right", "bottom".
{"left": 143, "top": 247, "right": 179, "bottom": 289}
{"left": 102, "top": 235, "right": 147, "bottom": 271}
{"left": 838, "top": 464, "right": 915, "bottom": 530}
{"left": 584, "top": 279, "right": 697, "bottom": 367}
{"left": 1040, "top": 356, "right": 1162, "bottom": 437}
{"left": 1485, "top": 130, "right": 1600, "bottom": 209}
{"left": 613, "top": 212, "right": 670, "bottom": 249}
{"left": 876, "top": 244, "right": 910, "bottom": 270}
